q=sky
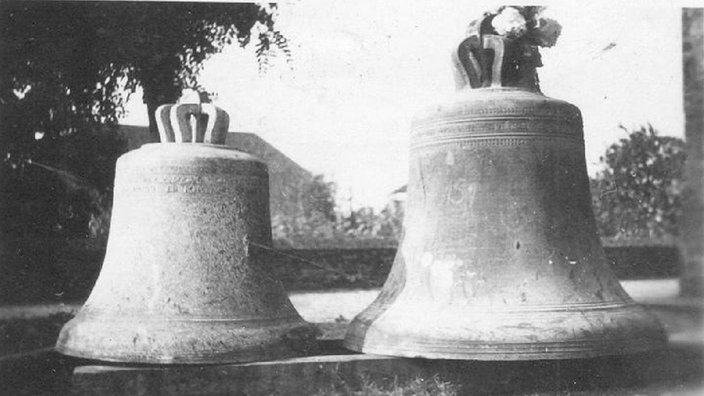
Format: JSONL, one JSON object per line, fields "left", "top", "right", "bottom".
{"left": 121, "top": 1, "right": 685, "bottom": 210}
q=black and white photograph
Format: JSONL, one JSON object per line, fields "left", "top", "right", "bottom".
{"left": 0, "top": 1, "right": 702, "bottom": 394}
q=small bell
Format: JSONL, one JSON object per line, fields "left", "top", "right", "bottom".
{"left": 56, "top": 103, "right": 317, "bottom": 363}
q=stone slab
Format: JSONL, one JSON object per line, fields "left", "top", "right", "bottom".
{"left": 72, "top": 353, "right": 420, "bottom": 396}
{"left": 68, "top": 345, "right": 704, "bottom": 396}
{"left": 1, "top": 340, "right": 702, "bottom": 395}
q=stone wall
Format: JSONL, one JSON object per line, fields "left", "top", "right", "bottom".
{"left": 271, "top": 246, "right": 681, "bottom": 292}
{"left": 0, "top": 241, "right": 681, "bottom": 304}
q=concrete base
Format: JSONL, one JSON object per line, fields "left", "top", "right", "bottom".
{"left": 67, "top": 345, "right": 703, "bottom": 396}
{"left": 1, "top": 343, "right": 702, "bottom": 396}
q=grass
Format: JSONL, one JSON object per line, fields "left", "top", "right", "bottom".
{"left": 314, "top": 374, "right": 459, "bottom": 396}
{"left": 0, "top": 313, "right": 73, "bottom": 356}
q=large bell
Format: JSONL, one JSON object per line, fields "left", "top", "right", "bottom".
{"left": 344, "top": 20, "right": 665, "bottom": 360}
{"left": 56, "top": 103, "right": 317, "bottom": 363}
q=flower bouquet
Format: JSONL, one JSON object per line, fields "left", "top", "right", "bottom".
{"left": 454, "top": 6, "right": 562, "bottom": 91}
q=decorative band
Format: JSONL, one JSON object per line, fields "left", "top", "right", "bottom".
{"left": 411, "top": 133, "right": 584, "bottom": 150}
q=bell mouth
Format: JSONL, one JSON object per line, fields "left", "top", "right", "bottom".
{"left": 56, "top": 314, "right": 316, "bottom": 364}
{"left": 344, "top": 300, "right": 666, "bottom": 360}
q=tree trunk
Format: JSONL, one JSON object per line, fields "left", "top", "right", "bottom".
{"left": 139, "top": 61, "right": 183, "bottom": 144}
{"left": 145, "top": 100, "right": 161, "bottom": 143}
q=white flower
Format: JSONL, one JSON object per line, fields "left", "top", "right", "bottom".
{"left": 483, "top": 6, "right": 504, "bottom": 16}
{"left": 179, "top": 89, "right": 201, "bottom": 104}
{"left": 491, "top": 7, "right": 527, "bottom": 38}
{"left": 534, "top": 18, "right": 562, "bottom": 47}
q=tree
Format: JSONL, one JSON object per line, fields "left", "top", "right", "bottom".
{"left": 271, "top": 174, "right": 403, "bottom": 246}
{"left": 301, "top": 175, "right": 337, "bottom": 224}
{"left": 272, "top": 175, "right": 339, "bottom": 245}
{"left": 0, "top": 1, "right": 289, "bottom": 237}
{"left": 1, "top": 1, "right": 288, "bottom": 147}
{"left": 590, "top": 124, "right": 686, "bottom": 240}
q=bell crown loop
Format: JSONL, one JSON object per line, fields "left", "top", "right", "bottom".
{"left": 155, "top": 103, "right": 230, "bottom": 145}
{"left": 453, "top": 9, "right": 548, "bottom": 92}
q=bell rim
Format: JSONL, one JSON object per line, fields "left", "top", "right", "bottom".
{"left": 342, "top": 333, "right": 667, "bottom": 361}
{"left": 347, "top": 299, "right": 642, "bottom": 314}
{"left": 55, "top": 318, "right": 318, "bottom": 364}
{"left": 343, "top": 300, "right": 667, "bottom": 361}
{"left": 54, "top": 342, "right": 311, "bottom": 365}
{"left": 63, "top": 312, "right": 306, "bottom": 323}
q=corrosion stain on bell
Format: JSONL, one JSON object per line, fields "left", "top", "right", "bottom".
{"left": 56, "top": 103, "right": 317, "bottom": 364}
{"left": 344, "top": 12, "right": 665, "bottom": 360}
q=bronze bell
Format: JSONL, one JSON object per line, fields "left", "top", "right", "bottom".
{"left": 344, "top": 19, "right": 665, "bottom": 360}
{"left": 56, "top": 103, "right": 317, "bottom": 363}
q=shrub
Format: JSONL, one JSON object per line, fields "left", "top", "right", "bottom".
{"left": 590, "top": 124, "right": 686, "bottom": 240}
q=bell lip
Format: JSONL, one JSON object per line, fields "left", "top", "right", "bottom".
{"left": 342, "top": 300, "right": 668, "bottom": 361}
{"left": 55, "top": 317, "right": 319, "bottom": 364}
{"left": 54, "top": 342, "right": 312, "bottom": 365}
{"left": 342, "top": 334, "right": 667, "bottom": 361}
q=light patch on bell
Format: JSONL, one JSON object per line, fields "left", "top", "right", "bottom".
{"left": 133, "top": 325, "right": 149, "bottom": 347}
{"left": 445, "top": 150, "right": 455, "bottom": 166}
{"left": 458, "top": 270, "right": 479, "bottom": 302}
{"left": 420, "top": 251, "right": 434, "bottom": 268}
{"left": 400, "top": 235, "right": 417, "bottom": 259}
{"left": 148, "top": 263, "right": 161, "bottom": 313}
{"left": 395, "top": 250, "right": 432, "bottom": 305}
{"left": 403, "top": 251, "right": 432, "bottom": 293}
{"left": 429, "top": 257, "right": 461, "bottom": 305}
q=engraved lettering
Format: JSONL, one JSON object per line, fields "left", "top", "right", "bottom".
{"left": 115, "top": 173, "right": 264, "bottom": 195}
{"left": 445, "top": 178, "right": 478, "bottom": 209}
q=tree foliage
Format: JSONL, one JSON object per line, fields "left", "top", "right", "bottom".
{"left": 590, "top": 124, "right": 686, "bottom": 240}
{"left": 338, "top": 204, "right": 403, "bottom": 240}
{"left": 0, "top": 1, "right": 288, "bottom": 237}
{"left": 272, "top": 175, "right": 339, "bottom": 243}
{"left": 272, "top": 174, "right": 404, "bottom": 247}
{"left": 1, "top": 1, "right": 288, "bottom": 150}
{"left": 302, "top": 175, "right": 338, "bottom": 224}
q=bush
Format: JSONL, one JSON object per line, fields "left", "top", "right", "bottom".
{"left": 590, "top": 124, "right": 686, "bottom": 240}
{"left": 314, "top": 374, "right": 459, "bottom": 396}
{"left": 1, "top": 127, "right": 124, "bottom": 239}
{"left": 272, "top": 174, "right": 404, "bottom": 248}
